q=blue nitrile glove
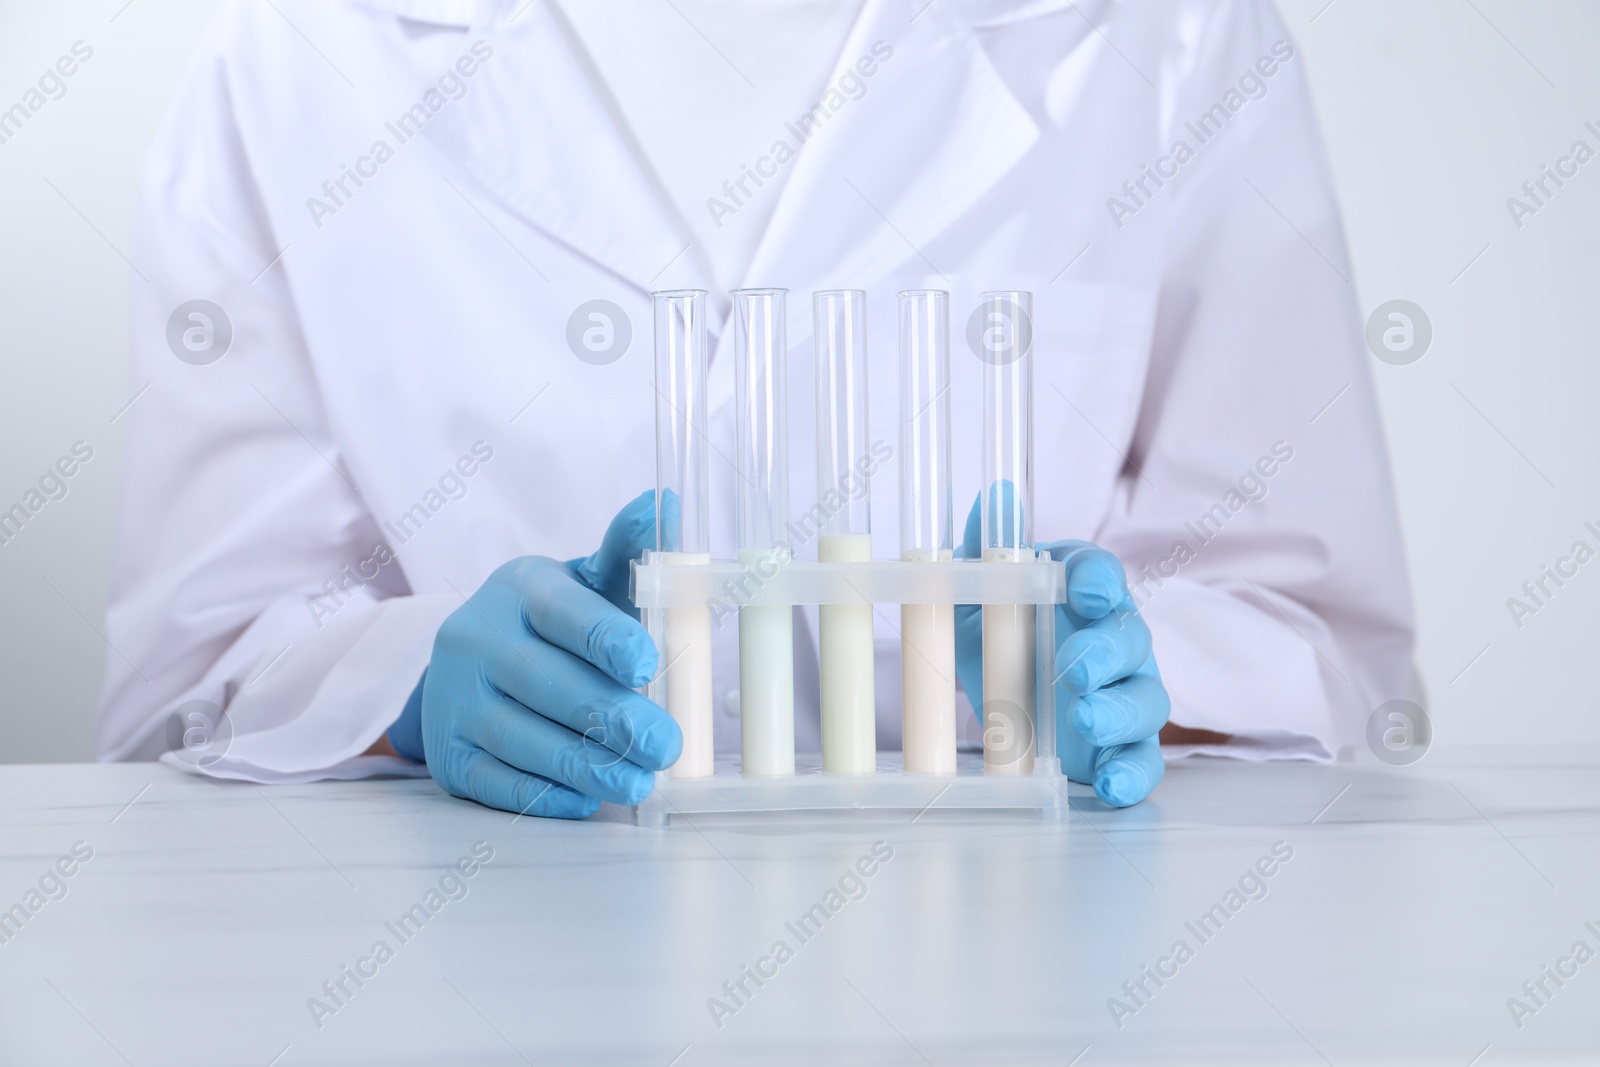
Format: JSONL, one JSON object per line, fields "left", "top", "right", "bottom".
{"left": 387, "top": 490, "right": 681, "bottom": 818}
{"left": 955, "top": 493, "right": 1169, "bottom": 807}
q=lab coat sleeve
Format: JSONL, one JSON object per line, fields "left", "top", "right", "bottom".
{"left": 1096, "top": 0, "right": 1414, "bottom": 760}
{"left": 94, "top": 19, "right": 451, "bottom": 779}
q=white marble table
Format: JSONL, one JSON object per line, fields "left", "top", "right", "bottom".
{"left": 1, "top": 750, "right": 1596, "bottom": 1066}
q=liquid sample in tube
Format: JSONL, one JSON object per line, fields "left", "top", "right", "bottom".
{"left": 819, "top": 532, "right": 876, "bottom": 773}
{"left": 901, "top": 549, "right": 955, "bottom": 775}
{"left": 732, "top": 288, "right": 795, "bottom": 776}
{"left": 737, "top": 558, "right": 794, "bottom": 776}
{"left": 653, "top": 288, "right": 714, "bottom": 779}
{"left": 897, "top": 289, "right": 956, "bottom": 775}
{"left": 982, "top": 548, "right": 1036, "bottom": 776}
{"left": 979, "top": 290, "right": 1036, "bottom": 776}
{"left": 814, "top": 289, "right": 877, "bottom": 775}
{"left": 661, "top": 551, "right": 715, "bottom": 778}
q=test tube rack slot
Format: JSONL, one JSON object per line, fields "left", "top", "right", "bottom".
{"left": 629, "top": 553, "right": 1068, "bottom": 827}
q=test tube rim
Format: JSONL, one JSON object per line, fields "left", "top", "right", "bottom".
{"left": 814, "top": 288, "right": 868, "bottom": 299}
{"left": 897, "top": 288, "right": 949, "bottom": 298}
{"left": 977, "top": 289, "right": 1032, "bottom": 301}
{"left": 731, "top": 287, "right": 790, "bottom": 296}
{"left": 653, "top": 288, "right": 711, "bottom": 299}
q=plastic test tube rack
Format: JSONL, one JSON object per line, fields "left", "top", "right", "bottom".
{"left": 628, "top": 554, "right": 1068, "bottom": 826}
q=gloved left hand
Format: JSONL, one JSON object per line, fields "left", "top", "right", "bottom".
{"left": 386, "top": 490, "right": 681, "bottom": 818}
{"left": 955, "top": 495, "right": 1170, "bottom": 807}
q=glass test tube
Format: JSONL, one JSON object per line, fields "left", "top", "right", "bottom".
{"left": 813, "top": 290, "right": 876, "bottom": 775}
{"left": 653, "top": 289, "right": 714, "bottom": 778}
{"left": 897, "top": 291, "right": 956, "bottom": 775}
{"left": 978, "top": 290, "right": 1036, "bottom": 776}
{"left": 732, "top": 289, "right": 795, "bottom": 777}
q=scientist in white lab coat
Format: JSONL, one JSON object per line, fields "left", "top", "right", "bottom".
{"left": 96, "top": 0, "right": 1413, "bottom": 814}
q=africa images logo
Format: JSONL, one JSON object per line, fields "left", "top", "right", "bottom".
{"left": 566, "top": 299, "right": 633, "bottom": 366}
{"left": 166, "top": 300, "right": 232, "bottom": 365}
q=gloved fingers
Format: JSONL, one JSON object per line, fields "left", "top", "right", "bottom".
{"left": 445, "top": 747, "right": 600, "bottom": 819}
{"left": 467, "top": 691, "right": 660, "bottom": 806}
{"left": 1067, "top": 671, "right": 1170, "bottom": 748}
{"left": 574, "top": 489, "right": 656, "bottom": 615}
{"left": 386, "top": 669, "right": 427, "bottom": 763}
{"left": 1056, "top": 726, "right": 1099, "bottom": 785}
{"left": 482, "top": 635, "right": 681, "bottom": 771}
{"left": 1040, "top": 540, "right": 1131, "bottom": 620}
{"left": 512, "top": 556, "right": 658, "bottom": 689}
{"left": 1090, "top": 736, "right": 1165, "bottom": 808}
{"left": 1055, "top": 608, "right": 1153, "bottom": 695}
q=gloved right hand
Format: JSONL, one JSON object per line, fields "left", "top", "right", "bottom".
{"left": 391, "top": 491, "right": 682, "bottom": 818}
{"left": 953, "top": 490, "right": 1168, "bottom": 808}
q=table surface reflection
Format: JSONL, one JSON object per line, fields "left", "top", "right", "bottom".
{"left": 1, "top": 749, "right": 1596, "bottom": 1065}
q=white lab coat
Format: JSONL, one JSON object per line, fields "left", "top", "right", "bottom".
{"left": 96, "top": 0, "right": 1414, "bottom": 781}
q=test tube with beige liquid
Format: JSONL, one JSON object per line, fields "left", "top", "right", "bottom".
{"left": 731, "top": 289, "right": 795, "bottom": 776}
{"left": 813, "top": 290, "right": 876, "bottom": 774}
{"left": 652, "top": 289, "right": 714, "bottom": 778}
{"left": 897, "top": 291, "right": 957, "bottom": 775}
{"left": 978, "top": 290, "right": 1036, "bottom": 776}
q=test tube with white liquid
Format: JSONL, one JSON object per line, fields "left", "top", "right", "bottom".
{"left": 813, "top": 290, "right": 876, "bottom": 774}
{"left": 732, "top": 289, "right": 795, "bottom": 776}
{"left": 653, "top": 289, "right": 714, "bottom": 778}
{"left": 897, "top": 291, "right": 956, "bottom": 775}
{"left": 978, "top": 290, "right": 1036, "bottom": 776}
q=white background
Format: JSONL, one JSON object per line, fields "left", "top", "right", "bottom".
{"left": 1, "top": 0, "right": 1596, "bottom": 761}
